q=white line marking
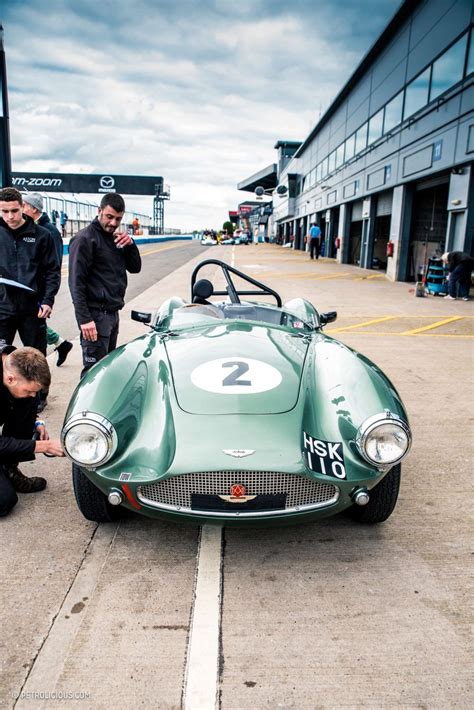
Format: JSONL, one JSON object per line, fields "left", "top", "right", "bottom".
{"left": 15, "top": 525, "right": 119, "bottom": 710}
{"left": 183, "top": 525, "right": 223, "bottom": 710}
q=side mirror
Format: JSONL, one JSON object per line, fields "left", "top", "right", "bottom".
{"left": 319, "top": 311, "right": 337, "bottom": 326}
{"left": 131, "top": 310, "right": 151, "bottom": 324}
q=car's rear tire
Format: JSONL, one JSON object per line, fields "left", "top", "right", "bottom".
{"left": 72, "top": 464, "right": 123, "bottom": 523}
{"left": 347, "top": 464, "right": 401, "bottom": 523}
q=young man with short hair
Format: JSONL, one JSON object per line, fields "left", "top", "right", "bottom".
{"left": 0, "top": 345, "right": 64, "bottom": 517}
{"left": 68, "top": 193, "right": 141, "bottom": 376}
{"left": 0, "top": 187, "right": 60, "bottom": 355}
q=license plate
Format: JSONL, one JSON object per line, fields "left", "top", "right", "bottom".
{"left": 191, "top": 493, "right": 286, "bottom": 512}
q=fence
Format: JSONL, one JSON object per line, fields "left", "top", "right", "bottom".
{"left": 39, "top": 194, "right": 152, "bottom": 238}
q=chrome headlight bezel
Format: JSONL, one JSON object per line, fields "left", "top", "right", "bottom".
{"left": 356, "top": 412, "right": 411, "bottom": 468}
{"left": 61, "top": 412, "right": 117, "bottom": 468}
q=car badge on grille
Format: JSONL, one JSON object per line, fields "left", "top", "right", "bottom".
{"left": 230, "top": 483, "right": 246, "bottom": 498}
{"left": 218, "top": 483, "right": 256, "bottom": 504}
{"left": 223, "top": 449, "right": 255, "bottom": 458}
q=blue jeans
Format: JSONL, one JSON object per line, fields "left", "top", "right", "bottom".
{"left": 448, "top": 265, "right": 471, "bottom": 298}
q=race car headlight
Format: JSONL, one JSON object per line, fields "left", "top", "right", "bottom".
{"left": 62, "top": 412, "right": 117, "bottom": 467}
{"left": 356, "top": 412, "right": 411, "bottom": 466}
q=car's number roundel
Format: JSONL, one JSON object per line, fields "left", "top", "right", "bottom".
{"left": 191, "top": 357, "right": 282, "bottom": 394}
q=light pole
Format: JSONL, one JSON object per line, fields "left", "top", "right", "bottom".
{"left": 0, "top": 24, "right": 12, "bottom": 187}
{"left": 254, "top": 184, "right": 288, "bottom": 243}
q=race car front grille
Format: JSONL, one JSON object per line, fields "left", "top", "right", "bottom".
{"left": 136, "top": 471, "right": 339, "bottom": 517}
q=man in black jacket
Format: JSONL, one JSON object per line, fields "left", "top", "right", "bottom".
{"left": 0, "top": 345, "right": 64, "bottom": 516}
{"left": 22, "top": 192, "right": 73, "bottom": 367}
{"left": 0, "top": 187, "right": 60, "bottom": 355}
{"left": 442, "top": 251, "right": 474, "bottom": 300}
{"left": 68, "top": 193, "right": 141, "bottom": 376}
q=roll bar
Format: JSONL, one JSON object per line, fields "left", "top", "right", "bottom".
{"left": 191, "top": 259, "right": 282, "bottom": 307}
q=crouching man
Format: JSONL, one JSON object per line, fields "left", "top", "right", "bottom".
{"left": 0, "top": 345, "right": 64, "bottom": 517}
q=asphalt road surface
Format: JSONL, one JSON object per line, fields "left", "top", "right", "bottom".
{"left": 2, "top": 243, "right": 472, "bottom": 710}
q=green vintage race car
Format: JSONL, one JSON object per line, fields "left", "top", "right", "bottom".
{"left": 62, "top": 259, "right": 411, "bottom": 526}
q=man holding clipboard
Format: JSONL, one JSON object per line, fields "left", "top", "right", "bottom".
{"left": 0, "top": 187, "right": 60, "bottom": 354}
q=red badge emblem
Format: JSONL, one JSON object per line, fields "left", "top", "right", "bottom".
{"left": 230, "top": 483, "right": 246, "bottom": 498}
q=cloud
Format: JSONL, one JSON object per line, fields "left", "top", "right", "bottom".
{"left": 3, "top": 0, "right": 400, "bottom": 229}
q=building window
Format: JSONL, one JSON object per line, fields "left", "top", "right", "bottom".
{"left": 404, "top": 67, "right": 430, "bottom": 119}
{"left": 328, "top": 150, "right": 336, "bottom": 173}
{"left": 355, "top": 122, "right": 368, "bottom": 154}
{"left": 468, "top": 28, "right": 474, "bottom": 75}
{"left": 368, "top": 108, "right": 384, "bottom": 144}
{"left": 383, "top": 90, "right": 403, "bottom": 133}
{"left": 317, "top": 162, "right": 322, "bottom": 181}
{"left": 322, "top": 157, "right": 329, "bottom": 178}
{"left": 345, "top": 133, "right": 356, "bottom": 160}
{"left": 430, "top": 33, "right": 468, "bottom": 101}
{"left": 336, "top": 143, "right": 345, "bottom": 168}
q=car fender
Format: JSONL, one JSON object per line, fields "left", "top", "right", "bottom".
{"left": 63, "top": 334, "right": 177, "bottom": 480}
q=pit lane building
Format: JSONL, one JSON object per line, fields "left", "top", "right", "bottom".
{"left": 238, "top": 0, "right": 474, "bottom": 280}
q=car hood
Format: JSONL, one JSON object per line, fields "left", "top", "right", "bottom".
{"left": 164, "top": 323, "right": 309, "bottom": 415}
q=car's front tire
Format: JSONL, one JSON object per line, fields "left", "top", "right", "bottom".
{"left": 72, "top": 464, "right": 123, "bottom": 523}
{"left": 347, "top": 464, "right": 401, "bottom": 523}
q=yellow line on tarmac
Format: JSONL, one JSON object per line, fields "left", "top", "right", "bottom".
{"left": 400, "top": 315, "right": 464, "bottom": 335}
{"left": 292, "top": 272, "right": 353, "bottom": 281}
{"left": 416, "top": 332, "right": 474, "bottom": 337}
{"left": 354, "top": 273, "right": 385, "bottom": 280}
{"left": 327, "top": 315, "right": 397, "bottom": 333}
{"left": 140, "top": 242, "right": 188, "bottom": 257}
{"left": 250, "top": 271, "right": 352, "bottom": 281}
{"left": 335, "top": 331, "right": 473, "bottom": 338}
{"left": 61, "top": 240, "right": 185, "bottom": 275}
{"left": 383, "top": 315, "right": 474, "bottom": 319}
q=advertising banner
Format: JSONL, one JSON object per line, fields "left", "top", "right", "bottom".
{"left": 11, "top": 172, "right": 163, "bottom": 196}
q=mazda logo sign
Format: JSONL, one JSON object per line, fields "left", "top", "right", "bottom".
{"left": 100, "top": 175, "right": 115, "bottom": 189}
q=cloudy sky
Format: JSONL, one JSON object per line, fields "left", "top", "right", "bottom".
{"left": 2, "top": 0, "right": 401, "bottom": 230}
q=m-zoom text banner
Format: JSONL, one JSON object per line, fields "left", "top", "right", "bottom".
{"left": 11, "top": 172, "right": 164, "bottom": 196}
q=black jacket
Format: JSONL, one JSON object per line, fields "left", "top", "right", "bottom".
{"left": 68, "top": 218, "right": 142, "bottom": 326}
{"left": 38, "top": 212, "right": 63, "bottom": 266}
{"left": 0, "top": 215, "right": 61, "bottom": 316}
{"left": 0, "top": 345, "right": 36, "bottom": 463}
{"left": 447, "top": 252, "right": 474, "bottom": 272}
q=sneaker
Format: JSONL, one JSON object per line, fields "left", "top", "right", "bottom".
{"left": 443, "top": 295, "right": 456, "bottom": 300}
{"left": 56, "top": 340, "right": 73, "bottom": 366}
{"left": 6, "top": 465, "right": 46, "bottom": 493}
{"left": 462, "top": 297, "right": 469, "bottom": 301}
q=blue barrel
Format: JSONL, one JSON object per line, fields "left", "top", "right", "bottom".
{"left": 425, "top": 258, "right": 448, "bottom": 295}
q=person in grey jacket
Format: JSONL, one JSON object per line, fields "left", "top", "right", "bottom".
{"left": 22, "top": 193, "right": 73, "bottom": 367}
{"left": 68, "top": 193, "right": 141, "bottom": 376}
